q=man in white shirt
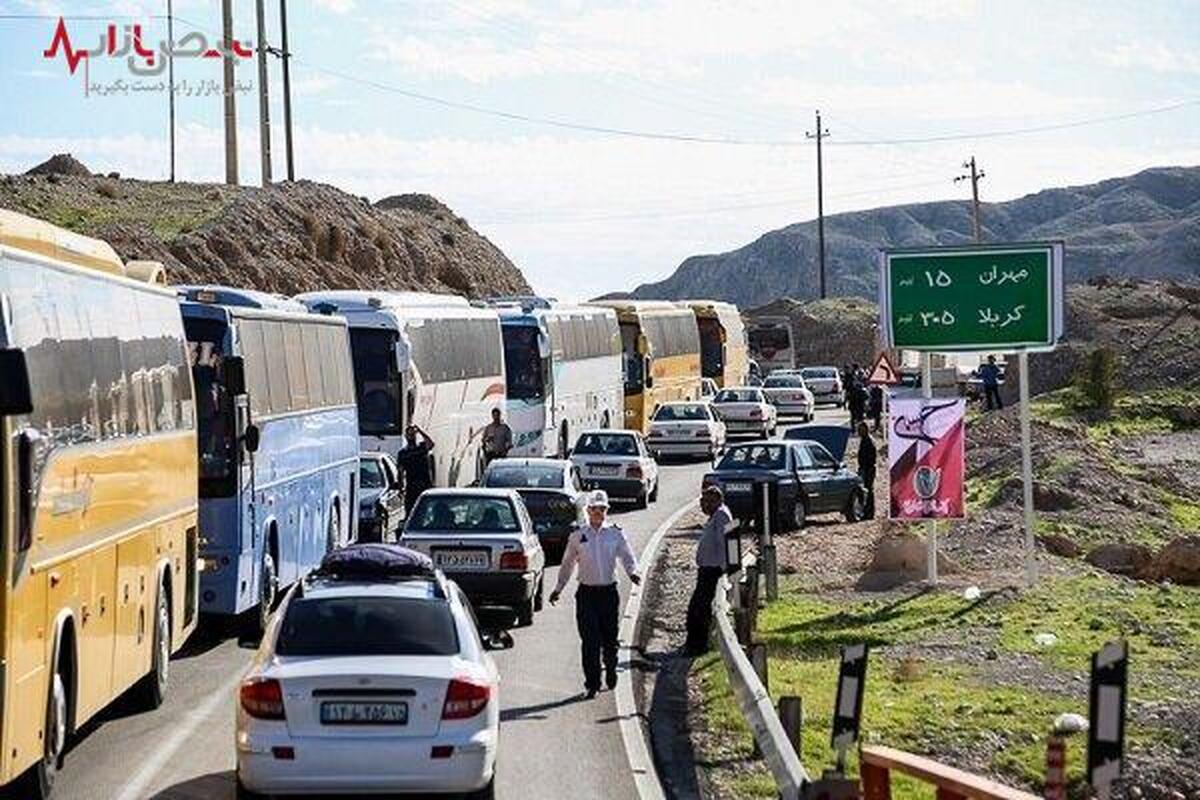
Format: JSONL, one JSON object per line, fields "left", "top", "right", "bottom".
{"left": 685, "top": 486, "right": 734, "bottom": 656}
{"left": 550, "top": 490, "right": 641, "bottom": 698}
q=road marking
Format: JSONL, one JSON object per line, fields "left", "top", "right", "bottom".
{"left": 617, "top": 497, "right": 694, "bottom": 800}
{"left": 114, "top": 669, "right": 245, "bottom": 800}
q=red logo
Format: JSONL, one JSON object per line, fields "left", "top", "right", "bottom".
{"left": 43, "top": 16, "right": 253, "bottom": 77}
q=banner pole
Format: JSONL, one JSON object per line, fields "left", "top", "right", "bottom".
{"left": 1019, "top": 350, "right": 1036, "bottom": 584}
{"left": 922, "top": 351, "right": 937, "bottom": 585}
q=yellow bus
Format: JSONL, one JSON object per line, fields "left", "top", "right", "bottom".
{"left": 0, "top": 211, "right": 199, "bottom": 797}
{"left": 683, "top": 300, "right": 749, "bottom": 389}
{"left": 591, "top": 301, "right": 701, "bottom": 434}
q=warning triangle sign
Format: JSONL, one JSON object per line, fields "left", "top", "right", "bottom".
{"left": 867, "top": 352, "right": 901, "bottom": 385}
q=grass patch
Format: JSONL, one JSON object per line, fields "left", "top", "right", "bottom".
{"left": 1167, "top": 498, "right": 1200, "bottom": 532}
{"left": 965, "top": 474, "right": 1009, "bottom": 511}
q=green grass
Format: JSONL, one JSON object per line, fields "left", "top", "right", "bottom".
{"left": 31, "top": 194, "right": 229, "bottom": 241}
{"left": 1167, "top": 498, "right": 1200, "bottom": 532}
{"left": 965, "top": 474, "right": 1009, "bottom": 511}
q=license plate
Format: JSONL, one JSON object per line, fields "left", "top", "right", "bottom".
{"left": 725, "top": 481, "right": 752, "bottom": 493}
{"left": 434, "top": 550, "right": 489, "bottom": 569}
{"left": 321, "top": 701, "right": 408, "bottom": 725}
{"left": 590, "top": 465, "right": 620, "bottom": 476}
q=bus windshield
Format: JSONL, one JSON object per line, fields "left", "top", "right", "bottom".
{"left": 349, "top": 328, "right": 402, "bottom": 436}
{"left": 502, "top": 324, "right": 545, "bottom": 401}
{"left": 184, "top": 317, "right": 235, "bottom": 497}
{"left": 697, "top": 317, "right": 723, "bottom": 378}
{"left": 749, "top": 326, "right": 790, "bottom": 352}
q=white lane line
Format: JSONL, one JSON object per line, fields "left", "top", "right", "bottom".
{"left": 617, "top": 498, "right": 694, "bottom": 800}
{"left": 114, "top": 670, "right": 244, "bottom": 800}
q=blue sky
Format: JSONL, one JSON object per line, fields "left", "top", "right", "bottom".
{"left": 2, "top": 0, "right": 1198, "bottom": 299}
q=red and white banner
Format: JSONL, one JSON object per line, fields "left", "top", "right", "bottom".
{"left": 888, "top": 397, "right": 965, "bottom": 520}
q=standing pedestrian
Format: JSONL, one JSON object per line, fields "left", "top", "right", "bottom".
{"left": 975, "top": 355, "right": 1003, "bottom": 410}
{"left": 868, "top": 384, "right": 884, "bottom": 433}
{"left": 549, "top": 490, "right": 641, "bottom": 698}
{"left": 856, "top": 421, "right": 877, "bottom": 519}
{"left": 685, "top": 486, "right": 733, "bottom": 656}
{"left": 481, "top": 408, "right": 513, "bottom": 466}
{"left": 396, "top": 424, "right": 435, "bottom": 514}
{"left": 848, "top": 379, "right": 866, "bottom": 426}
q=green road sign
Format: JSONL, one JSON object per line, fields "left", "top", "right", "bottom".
{"left": 879, "top": 243, "right": 1064, "bottom": 351}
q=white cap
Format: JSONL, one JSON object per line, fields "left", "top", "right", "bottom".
{"left": 585, "top": 489, "right": 610, "bottom": 509}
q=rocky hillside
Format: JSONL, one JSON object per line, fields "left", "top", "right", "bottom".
{"left": 0, "top": 154, "right": 530, "bottom": 298}
{"left": 629, "top": 166, "right": 1200, "bottom": 307}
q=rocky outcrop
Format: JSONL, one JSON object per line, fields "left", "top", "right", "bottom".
{"left": 1085, "top": 543, "right": 1155, "bottom": 578}
{"left": 1153, "top": 536, "right": 1200, "bottom": 585}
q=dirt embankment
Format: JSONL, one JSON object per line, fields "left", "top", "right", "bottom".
{"left": 1, "top": 154, "right": 531, "bottom": 298}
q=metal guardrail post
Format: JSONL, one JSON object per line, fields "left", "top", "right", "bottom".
{"left": 745, "top": 564, "right": 760, "bottom": 631}
{"left": 747, "top": 642, "right": 768, "bottom": 691}
{"left": 762, "top": 543, "right": 778, "bottom": 601}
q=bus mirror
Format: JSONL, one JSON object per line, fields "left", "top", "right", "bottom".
{"left": 645, "top": 374, "right": 655, "bottom": 389}
{"left": 224, "top": 356, "right": 247, "bottom": 397}
{"left": 16, "top": 429, "right": 38, "bottom": 551}
{"left": 537, "top": 332, "right": 550, "bottom": 358}
{"left": 394, "top": 338, "right": 411, "bottom": 368}
{"left": 636, "top": 333, "right": 649, "bottom": 356}
{"left": 0, "top": 349, "right": 33, "bottom": 416}
{"left": 243, "top": 423, "right": 261, "bottom": 454}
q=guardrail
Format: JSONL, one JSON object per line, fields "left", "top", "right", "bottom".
{"left": 860, "top": 746, "right": 1039, "bottom": 800}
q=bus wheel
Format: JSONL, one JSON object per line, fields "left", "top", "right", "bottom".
{"left": 24, "top": 668, "right": 67, "bottom": 798}
{"left": 255, "top": 553, "right": 278, "bottom": 636}
{"left": 134, "top": 589, "right": 170, "bottom": 710}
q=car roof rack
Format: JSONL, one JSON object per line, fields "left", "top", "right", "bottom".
{"left": 309, "top": 544, "right": 448, "bottom": 599}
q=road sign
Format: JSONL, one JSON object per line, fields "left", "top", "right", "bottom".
{"left": 878, "top": 243, "right": 1064, "bottom": 351}
{"left": 867, "top": 352, "right": 901, "bottom": 385}
{"left": 1088, "top": 641, "right": 1128, "bottom": 799}
{"left": 830, "top": 643, "right": 868, "bottom": 767}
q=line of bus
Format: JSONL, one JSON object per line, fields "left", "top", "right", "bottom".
{"left": 296, "top": 291, "right": 506, "bottom": 488}
{"left": 178, "top": 287, "right": 360, "bottom": 633}
{"left": 682, "top": 300, "right": 750, "bottom": 389}
{"left": 0, "top": 212, "right": 199, "bottom": 796}
{"left": 746, "top": 315, "right": 796, "bottom": 375}
{"left": 489, "top": 297, "right": 623, "bottom": 458}
{"left": 589, "top": 300, "right": 702, "bottom": 434}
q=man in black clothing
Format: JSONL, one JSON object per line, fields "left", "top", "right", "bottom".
{"left": 868, "top": 384, "right": 884, "bottom": 432}
{"left": 856, "top": 421, "right": 877, "bottom": 519}
{"left": 396, "top": 424, "right": 435, "bottom": 514}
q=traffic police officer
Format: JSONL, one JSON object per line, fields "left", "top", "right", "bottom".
{"left": 549, "top": 490, "right": 641, "bottom": 698}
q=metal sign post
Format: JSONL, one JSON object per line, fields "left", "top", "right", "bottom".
{"left": 830, "top": 643, "right": 869, "bottom": 774}
{"left": 1019, "top": 351, "right": 1036, "bottom": 584}
{"left": 922, "top": 352, "right": 938, "bottom": 585}
{"left": 1088, "top": 641, "right": 1128, "bottom": 800}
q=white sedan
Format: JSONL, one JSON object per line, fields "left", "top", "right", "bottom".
{"left": 570, "top": 429, "right": 660, "bottom": 508}
{"left": 236, "top": 546, "right": 500, "bottom": 799}
{"left": 711, "top": 386, "right": 778, "bottom": 438}
{"left": 646, "top": 401, "right": 727, "bottom": 460}
{"left": 761, "top": 374, "right": 815, "bottom": 421}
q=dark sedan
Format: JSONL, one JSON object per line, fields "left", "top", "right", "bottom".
{"left": 357, "top": 451, "right": 404, "bottom": 543}
{"left": 480, "top": 458, "right": 584, "bottom": 563}
{"left": 702, "top": 439, "right": 866, "bottom": 531}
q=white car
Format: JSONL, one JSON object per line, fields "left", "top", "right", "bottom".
{"left": 646, "top": 401, "right": 726, "bottom": 460}
{"left": 401, "top": 489, "right": 546, "bottom": 627}
{"left": 761, "top": 374, "right": 815, "bottom": 421}
{"left": 236, "top": 546, "right": 500, "bottom": 799}
{"left": 800, "top": 366, "right": 845, "bottom": 407}
{"left": 711, "top": 386, "right": 778, "bottom": 438}
{"left": 570, "top": 429, "right": 660, "bottom": 508}
{"left": 699, "top": 377, "right": 719, "bottom": 401}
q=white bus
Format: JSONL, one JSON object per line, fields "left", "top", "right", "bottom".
{"left": 746, "top": 315, "right": 795, "bottom": 375}
{"left": 489, "top": 298, "right": 623, "bottom": 458}
{"left": 296, "top": 291, "right": 505, "bottom": 488}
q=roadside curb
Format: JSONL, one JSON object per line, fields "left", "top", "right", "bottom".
{"left": 617, "top": 499, "right": 695, "bottom": 800}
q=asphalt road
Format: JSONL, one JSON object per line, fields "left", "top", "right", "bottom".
{"left": 34, "top": 408, "right": 849, "bottom": 800}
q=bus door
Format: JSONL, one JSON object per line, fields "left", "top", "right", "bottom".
{"left": 538, "top": 327, "right": 554, "bottom": 435}
{"left": 223, "top": 358, "right": 259, "bottom": 570}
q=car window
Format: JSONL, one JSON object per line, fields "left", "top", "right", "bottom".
{"left": 359, "top": 458, "right": 386, "bottom": 489}
{"left": 808, "top": 443, "right": 838, "bottom": 467}
{"left": 653, "top": 404, "right": 708, "bottom": 421}
{"left": 792, "top": 444, "right": 814, "bottom": 469}
{"left": 717, "top": 444, "right": 785, "bottom": 470}
{"left": 485, "top": 465, "right": 565, "bottom": 489}
{"left": 574, "top": 432, "right": 638, "bottom": 456}
{"left": 276, "top": 596, "right": 459, "bottom": 656}
{"left": 382, "top": 458, "right": 399, "bottom": 486}
{"left": 764, "top": 376, "right": 805, "bottom": 388}
{"left": 801, "top": 368, "right": 837, "bottom": 379}
{"left": 714, "top": 389, "right": 760, "bottom": 403}
{"left": 408, "top": 496, "right": 520, "bottom": 532}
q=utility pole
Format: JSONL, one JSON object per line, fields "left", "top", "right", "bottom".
{"left": 167, "top": 0, "right": 176, "bottom": 182}
{"left": 955, "top": 156, "right": 986, "bottom": 243}
{"left": 278, "top": 0, "right": 296, "bottom": 181}
{"left": 806, "top": 110, "right": 830, "bottom": 299}
{"left": 255, "top": 0, "right": 272, "bottom": 186}
{"left": 221, "top": 0, "right": 239, "bottom": 185}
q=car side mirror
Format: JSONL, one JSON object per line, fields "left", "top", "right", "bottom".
{"left": 0, "top": 349, "right": 33, "bottom": 416}
{"left": 223, "top": 356, "right": 247, "bottom": 397}
{"left": 243, "top": 423, "right": 261, "bottom": 454}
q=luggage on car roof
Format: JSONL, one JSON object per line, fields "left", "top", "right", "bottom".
{"left": 316, "top": 544, "right": 435, "bottom": 580}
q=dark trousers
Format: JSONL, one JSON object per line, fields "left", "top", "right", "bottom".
{"left": 575, "top": 584, "right": 620, "bottom": 691}
{"left": 685, "top": 567, "right": 724, "bottom": 652}
{"left": 985, "top": 385, "right": 1003, "bottom": 410}
{"left": 859, "top": 467, "right": 876, "bottom": 519}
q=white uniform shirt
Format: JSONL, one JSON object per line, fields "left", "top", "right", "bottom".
{"left": 554, "top": 522, "right": 638, "bottom": 592}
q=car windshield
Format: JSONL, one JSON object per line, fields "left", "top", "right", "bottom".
{"left": 654, "top": 404, "right": 708, "bottom": 421}
{"left": 717, "top": 444, "right": 786, "bottom": 471}
{"left": 764, "top": 376, "right": 806, "bottom": 388}
{"left": 359, "top": 458, "right": 387, "bottom": 489}
{"left": 802, "top": 368, "right": 837, "bottom": 379}
{"left": 276, "top": 596, "right": 459, "bottom": 656}
{"left": 407, "top": 496, "right": 520, "bottom": 532}
{"left": 573, "top": 433, "right": 638, "bottom": 456}
{"left": 484, "top": 465, "right": 564, "bottom": 489}
{"left": 714, "top": 389, "right": 760, "bottom": 403}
